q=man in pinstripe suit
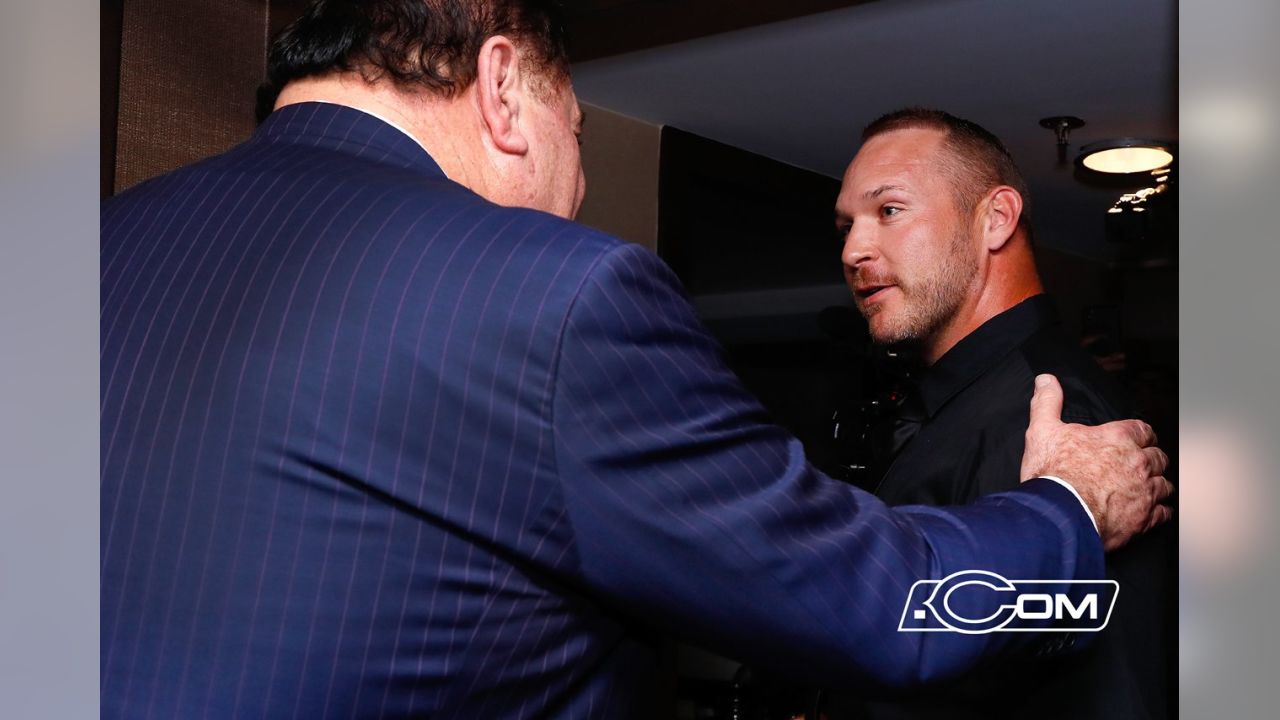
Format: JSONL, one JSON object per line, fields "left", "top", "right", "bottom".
{"left": 100, "top": 2, "right": 1171, "bottom": 717}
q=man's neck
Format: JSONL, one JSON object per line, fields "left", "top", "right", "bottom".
{"left": 923, "top": 281, "right": 1044, "bottom": 366}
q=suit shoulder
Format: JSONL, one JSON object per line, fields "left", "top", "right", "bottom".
{"left": 486, "top": 205, "right": 626, "bottom": 257}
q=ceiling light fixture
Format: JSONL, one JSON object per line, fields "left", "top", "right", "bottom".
{"left": 1039, "top": 116, "right": 1086, "bottom": 166}
{"left": 1077, "top": 138, "right": 1174, "bottom": 174}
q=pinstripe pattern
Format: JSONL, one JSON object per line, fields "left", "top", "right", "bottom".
{"left": 101, "top": 102, "right": 1104, "bottom": 719}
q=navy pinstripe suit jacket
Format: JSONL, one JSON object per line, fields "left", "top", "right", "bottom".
{"left": 101, "top": 102, "right": 1103, "bottom": 719}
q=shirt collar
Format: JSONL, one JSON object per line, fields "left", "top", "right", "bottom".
{"left": 916, "top": 294, "right": 1060, "bottom": 417}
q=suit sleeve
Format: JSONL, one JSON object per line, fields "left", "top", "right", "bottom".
{"left": 550, "top": 243, "right": 1104, "bottom": 689}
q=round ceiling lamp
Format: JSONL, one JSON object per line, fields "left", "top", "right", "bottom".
{"left": 1077, "top": 138, "right": 1174, "bottom": 174}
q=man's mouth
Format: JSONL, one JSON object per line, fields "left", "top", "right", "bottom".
{"left": 855, "top": 284, "right": 895, "bottom": 303}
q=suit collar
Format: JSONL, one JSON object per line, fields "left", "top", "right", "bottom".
{"left": 254, "top": 101, "right": 447, "bottom": 179}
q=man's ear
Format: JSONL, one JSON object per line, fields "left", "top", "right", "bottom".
{"left": 981, "top": 185, "right": 1023, "bottom": 252}
{"left": 475, "top": 35, "right": 528, "bottom": 156}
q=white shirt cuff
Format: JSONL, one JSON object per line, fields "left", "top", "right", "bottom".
{"left": 1039, "top": 475, "right": 1099, "bottom": 536}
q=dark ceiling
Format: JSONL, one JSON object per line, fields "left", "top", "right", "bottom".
{"left": 570, "top": 0, "right": 1178, "bottom": 262}
{"left": 563, "top": 0, "right": 878, "bottom": 61}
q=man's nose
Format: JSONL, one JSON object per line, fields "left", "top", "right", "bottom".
{"left": 842, "top": 226, "right": 876, "bottom": 269}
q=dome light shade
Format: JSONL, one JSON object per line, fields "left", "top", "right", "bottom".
{"left": 1078, "top": 139, "right": 1174, "bottom": 174}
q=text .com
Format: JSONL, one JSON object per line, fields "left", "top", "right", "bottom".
{"left": 899, "top": 570, "right": 1118, "bottom": 634}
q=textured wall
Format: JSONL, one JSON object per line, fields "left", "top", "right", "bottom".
{"left": 575, "top": 102, "right": 662, "bottom": 250}
{"left": 113, "top": 0, "right": 268, "bottom": 193}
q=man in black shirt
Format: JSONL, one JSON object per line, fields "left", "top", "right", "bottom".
{"left": 828, "top": 108, "right": 1174, "bottom": 719}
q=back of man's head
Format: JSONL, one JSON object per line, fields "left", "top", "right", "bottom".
{"left": 258, "top": 0, "right": 570, "bottom": 121}
{"left": 863, "top": 108, "right": 1034, "bottom": 242}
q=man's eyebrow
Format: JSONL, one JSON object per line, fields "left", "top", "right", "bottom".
{"left": 863, "top": 183, "right": 906, "bottom": 200}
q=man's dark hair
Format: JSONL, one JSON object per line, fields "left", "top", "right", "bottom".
{"left": 257, "top": 0, "right": 570, "bottom": 122}
{"left": 862, "top": 108, "right": 1034, "bottom": 239}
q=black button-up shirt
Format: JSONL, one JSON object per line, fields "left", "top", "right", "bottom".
{"left": 877, "top": 294, "right": 1127, "bottom": 505}
{"left": 837, "top": 294, "right": 1174, "bottom": 719}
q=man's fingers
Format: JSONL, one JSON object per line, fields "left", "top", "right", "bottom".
{"left": 1154, "top": 476, "right": 1175, "bottom": 502}
{"left": 1134, "top": 420, "right": 1157, "bottom": 448}
{"left": 1112, "top": 419, "right": 1157, "bottom": 448}
{"left": 1145, "top": 503, "right": 1174, "bottom": 532}
{"left": 1143, "top": 447, "right": 1169, "bottom": 477}
{"left": 1027, "top": 374, "right": 1064, "bottom": 429}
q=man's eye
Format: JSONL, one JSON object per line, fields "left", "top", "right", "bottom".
{"left": 881, "top": 206, "right": 902, "bottom": 218}
{"left": 835, "top": 223, "right": 852, "bottom": 240}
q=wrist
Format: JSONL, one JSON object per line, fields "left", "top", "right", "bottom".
{"left": 1039, "top": 475, "right": 1100, "bottom": 536}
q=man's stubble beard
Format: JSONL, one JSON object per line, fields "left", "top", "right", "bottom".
{"left": 866, "top": 227, "right": 978, "bottom": 349}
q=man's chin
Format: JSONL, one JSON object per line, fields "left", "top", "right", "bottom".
{"left": 868, "top": 319, "right": 921, "bottom": 348}
{"left": 866, "top": 316, "right": 899, "bottom": 345}
{"left": 870, "top": 331, "right": 906, "bottom": 347}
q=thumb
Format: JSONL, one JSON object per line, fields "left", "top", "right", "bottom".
{"left": 1028, "top": 374, "right": 1064, "bottom": 430}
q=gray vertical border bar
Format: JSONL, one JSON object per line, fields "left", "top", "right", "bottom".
{"left": 0, "top": 1, "right": 100, "bottom": 717}
{"left": 1182, "top": 0, "right": 1280, "bottom": 716}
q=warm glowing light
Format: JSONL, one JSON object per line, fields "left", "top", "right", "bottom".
{"left": 1082, "top": 146, "right": 1175, "bottom": 174}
